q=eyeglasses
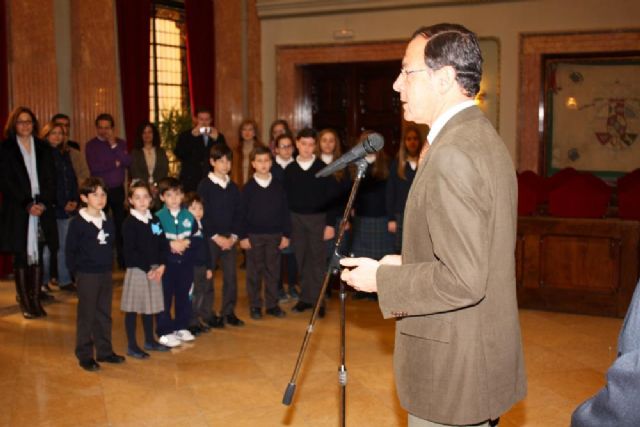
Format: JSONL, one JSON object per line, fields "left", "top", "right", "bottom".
{"left": 400, "top": 68, "right": 429, "bottom": 78}
{"left": 16, "top": 120, "right": 33, "bottom": 125}
{"left": 279, "top": 144, "right": 293, "bottom": 149}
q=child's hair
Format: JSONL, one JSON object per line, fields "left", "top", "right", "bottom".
{"left": 157, "top": 177, "right": 182, "bottom": 196}
{"left": 210, "top": 143, "right": 233, "bottom": 161}
{"left": 274, "top": 133, "right": 294, "bottom": 149}
{"left": 183, "top": 191, "right": 203, "bottom": 208}
{"left": 79, "top": 177, "right": 106, "bottom": 205}
{"left": 249, "top": 145, "right": 272, "bottom": 162}
{"left": 316, "top": 128, "right": 345, "bottom": 181}
{"left": 296, "top": 127, "right": 316, "bottom": 140}
{"left": 125, "top": 180, "right": 152, "bottom": 209}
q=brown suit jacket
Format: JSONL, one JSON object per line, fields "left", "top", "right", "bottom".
{"left": 377, "top": 106, "right": 527, "bottom": 424}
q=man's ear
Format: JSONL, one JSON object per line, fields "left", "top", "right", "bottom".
{"left": 436, "top": 65, "right": 457, "bottom": 94}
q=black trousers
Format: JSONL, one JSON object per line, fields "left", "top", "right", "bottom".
{"left": 75, "top": 271, "right": 114, "bottom": 361}
{"left": 246, "top": 234, "right": 282, "bottom": 310}
{"left": 106, "top": 185, "right": 125, "bottom": 268}
{"left": 207, "top": 240, "right": 238, "bottom": 316}
{"left": 191, "top": 264, "right": 213, "bottom": 324}
{"left": 290, "top": 213, "right": 326, "bottom": 305}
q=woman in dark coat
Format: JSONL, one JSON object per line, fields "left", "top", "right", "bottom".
{"left": 129, "top": 122, "right": 169, "bottom": 210}
{"left": 0, "top": 106, "right": 58, "bottom": 318}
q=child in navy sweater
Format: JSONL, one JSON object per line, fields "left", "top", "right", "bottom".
{"left": 155, "top": 177, "right": 196, "bottom": 347}
{"left": 184, "top": 192, "right": 214, "bottom": 334}
{"left": 66, "top": 177, "right": 125, "bottom": 371}
{"left": 197, "top": 144, "right": 244, "bottom": 327}
{"left": 239, "top": 146, "right": 291, "bottom": 319}
{"left": 121, "top": 181, "right": 168, "bottom": 358}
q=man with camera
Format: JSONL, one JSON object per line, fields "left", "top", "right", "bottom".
{"left": 174, "top": 107, "right": 228, "bottom": 192}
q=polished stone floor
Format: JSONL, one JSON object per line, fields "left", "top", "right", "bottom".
{"left": 0, "top": 270, "right": 621, "bottom": 426}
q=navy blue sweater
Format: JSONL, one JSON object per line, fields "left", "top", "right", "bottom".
{"left": 240, "top": 177, "right": 292, "bottom": 239}
{"left": 190, "top": 220, "right": 212, "bottom": 267}
{"left": 122, "top": 214, "right": 168, "bottom": 272}
{"left": 283, "top": 159, "right": 335, "bottom": 225}
{"left": 66, "top": 213, "right": 115, "bottom": 274}
{"left": 386, "top": 159, "right": 417, "bottom": 217}
{"left": 52, "top": 149, "right": 78, "bottom": 219}
{"left": 197, "top": 177, "right": 242, "bottom": 238}
{"left": 354, "top": 172, "right": 388, "bottom": 218}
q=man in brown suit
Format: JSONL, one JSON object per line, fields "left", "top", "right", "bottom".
{"left": 341, "top": 24, "right": 526, "bottom": 426}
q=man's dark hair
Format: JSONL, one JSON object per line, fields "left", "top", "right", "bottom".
{"left": 412, "top": 23, "right": 482, "bottom": 98}
{"left": 250, "top": 145, "right": 272, "bottom": 162}
{"left": 195, "top": 107, "right": 212, "bottom": 116}
{"left": 51, "top": 113, "right": 70, "bottom": 123}
{"left": 157, "top": 177, "right": 182, "bottom": 196}
{"left": 210, "top": 143, "right": 233, "bottom": 161}
{"left": 95, "top": 113, "right": 115, "bottom": 128}
{"left": 296, "top": 127, "right": 317, "bottom": 140}
{"left": 79, "top": 177, "right": 106, "bottom": 198}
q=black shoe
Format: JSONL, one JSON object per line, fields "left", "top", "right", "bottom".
{"left": 291, "top": 301, "right": 313, "bottom": 313}
{"left": 127, "top": 347, "right": 150, "bottom": 359}
{"left": 250, "top": 307, "right": 262, "bottom": 320}
{"left": 225, "top": 313, "right": 245, "bottom": 327}
{"left": 97, "top": 353, "right": 126, "bottom": 364}
{"left": 266, "top": 306, "right": 286, "bottom": 318}
{"left": 198, "top": 321, "right": 211, "bottom": 332}
{"left": 60, "top": 283, "right": 78, "bottom": 292}
{"left": 207, "top": 315, "right": 225, "bottom": 329}
{"left": 352, "top": 291, "right": 368, "bottom": 300}
{"left": 79, "top": 359, "right": 100, "bottom": 372}
{"left": 188, "top": 325, "right": 203, "bottom": 336}
{"left": 318, "top": 306, "right": 326, "bottom": 318}
{"left": 143, "top": 341, "right": 170, "bottom": 352}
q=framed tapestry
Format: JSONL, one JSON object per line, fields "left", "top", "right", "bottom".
{"left": 543, "top": 54, "right": 640, "bottom": 179}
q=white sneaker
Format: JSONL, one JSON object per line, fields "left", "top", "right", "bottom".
{"left": 174, "top": 329, "right": 195, "bottom": 342}
{"left": 158, "top": 333, "right": 182, "bottom": 348}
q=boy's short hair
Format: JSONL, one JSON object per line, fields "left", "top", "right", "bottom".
{"left": 249, "top": 145, "right": 272, "bottom": 162}
{"left": 275, "top": 133, "right": 294, "bottom": 149}
{"left": 210, "top": 143, "right": 233, "bottom": 161}
{"left": 157, "top": 177, "right": 182, "bottom": 196}
{"left": 296, "top": 127, "right": 316, "bottom": 140}
{"left": 183, "top": 191, "right": 203, "bottom": 208}
{"left": 79, "top": 177, "right": 106, "bottom": 198}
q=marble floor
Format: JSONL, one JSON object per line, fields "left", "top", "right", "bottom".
{"left": 0, "top": 270, "right": 621, "bottom": 427}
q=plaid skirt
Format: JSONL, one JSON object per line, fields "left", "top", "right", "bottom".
{"left": 120, "top": 266, "right": 165, "bottom": 314}
{"left": 351, "top": 216, "right": 394, "bottom": 260}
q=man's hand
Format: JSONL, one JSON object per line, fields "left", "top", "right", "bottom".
{"left": 340, "top": 257, "right": 380, "bottom": 293}
{"left": 323, "top": 226, "right": 335, "bottom": 241}
{"left": 28, "top": 203, "right": 44, "bottom": 217}
{"left": 388, "top": 220, "right": 397, "bottom": 233}
{"left": 239, "top": 238, "right": 251, "bottom": 250}
{"left": 278, "top": 236, "right": 290, "bottom": 250}
{"left": 64, "top": 201, "right": 78, "bottom": 213}
{"left": 379, "top": 254, "right": 402, "bottom": 266}
{"left": 206, "top": 269, "right": 213, "bottom": 280}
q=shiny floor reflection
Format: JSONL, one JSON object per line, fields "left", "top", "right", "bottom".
{"left": 0, "top": 271, "right": 621, "bottom": 426}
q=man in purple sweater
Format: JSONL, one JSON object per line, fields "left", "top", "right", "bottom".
{"left": 85, "top": 113, "right": 131, "bottom": 268}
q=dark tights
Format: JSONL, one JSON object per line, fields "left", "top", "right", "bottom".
{"left": 124, "top": 312, "right": 155, "bottom": 350}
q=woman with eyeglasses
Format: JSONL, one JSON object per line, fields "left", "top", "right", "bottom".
{"left": 0, "top": 106, "right": 58, "bottom": 318}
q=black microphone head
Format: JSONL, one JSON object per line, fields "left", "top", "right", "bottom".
{"left": 364, "top": 133, "right": 384, "bottom": 154}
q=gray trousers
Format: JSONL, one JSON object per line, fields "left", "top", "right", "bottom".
{"left": 246, "top": 233, "right": 282, "bottom": 309}
{"left": 191, "top": 265, "right": 213, "bottom": 324}
{"left": 207, "top": 240, "right": 238, "bottom": 316}
{"left": 291, "top": 213, "right": 326, "bottom": 305}
{"left": 75, "top": 271, "right": 114, "bottom": 361}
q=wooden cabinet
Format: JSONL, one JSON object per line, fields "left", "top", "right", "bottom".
{"left": 516, "top": 217, "right": 639, "bottom": 317}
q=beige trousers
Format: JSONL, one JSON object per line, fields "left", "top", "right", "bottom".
{"left": 408, "top": 414, "right": 491, "bottom": 427}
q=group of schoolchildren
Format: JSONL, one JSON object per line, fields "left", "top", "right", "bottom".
{"left": 69, "top": 123, "right": 423, "bottom": 372}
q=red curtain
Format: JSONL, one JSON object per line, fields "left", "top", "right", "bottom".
{"left": 0, "top": 0, "right": 13, "bottom": 277}
{"left": 116, "top": 0, "right": 151, "bottom": 148}
{"left": 185, "top": 0, "right": 215, "bottom": 115}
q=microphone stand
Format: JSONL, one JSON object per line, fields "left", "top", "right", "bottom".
{"left": 282, "top": 157, "right": 369, "bottom": 427}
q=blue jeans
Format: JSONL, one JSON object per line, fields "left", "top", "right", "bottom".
{"left": 43, "top": 218, "right": 72, "bottom": 286}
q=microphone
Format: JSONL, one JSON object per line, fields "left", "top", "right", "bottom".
{"left": 315, "top": 132, "right": 384, "bottom": 178}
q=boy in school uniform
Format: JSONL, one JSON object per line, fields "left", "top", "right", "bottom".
{"left": 283, "top": 128, "right": 335, "bottom": 318}
{"left": 197, "top": 144, "right": 245, "bottom": 327}
{"left": 239, "top": 146, "right": 291, "bottom": 319}
{"left": 155, "top": 177, "right": 196, "bottom": 347}
{"left": 66, "top": 177, "right": 125, "bottom": 371}
{"left": 184, "top": 192, "right": 214, "bottom": 335}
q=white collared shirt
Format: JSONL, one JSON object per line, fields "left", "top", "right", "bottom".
{"left": 254, "top": 173, "right": 272, "bottom": 188}
{"left": 275, "top": 155, "right": 293, "bottom": 169}
{"left": 208, "top": 172, "right": 230, "bottom": 189}
{"left": 130, "top": 208, "right": 152, "bottom": 224}
{"left": 427, "top": 100, "right": 476, "bottom": 145}
{"left": 408, "top": 160, "right": 417, "bottom": 171}
{"left": 296, "top": 155, "right": 316, "bottom": 171}
{"left": 79, "top": 208, "right": 106, "bottom": 229}
{"left": 321, "top": 153, "right": 334, "bottom": 165}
